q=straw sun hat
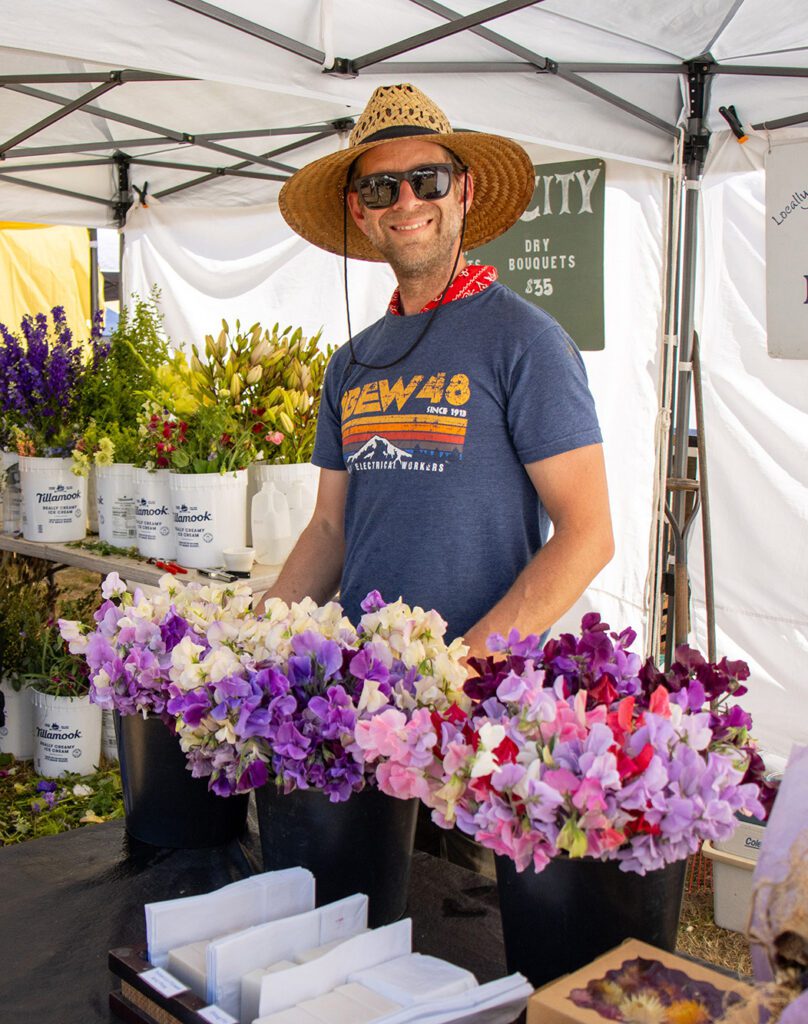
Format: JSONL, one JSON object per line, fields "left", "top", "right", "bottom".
{"left": 279, "top": 83, "right": 535, "bottom": 262}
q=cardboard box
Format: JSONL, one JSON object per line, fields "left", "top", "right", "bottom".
{"left": 526, "top": 939, "right": 755, "bottom": 1024}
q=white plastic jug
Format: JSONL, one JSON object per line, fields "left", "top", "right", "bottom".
{"left": 251, "top": 482, "right": 294, "bottom": 566}
{"left": 285, "top": 478, "right": 316, "bottom": 541}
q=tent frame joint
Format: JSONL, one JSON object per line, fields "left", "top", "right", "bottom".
{"left": 325, "top": 57, "right": 359, "bottom": 78}
{"left": 113, "top": 152, "right": 133, "bottom": 228}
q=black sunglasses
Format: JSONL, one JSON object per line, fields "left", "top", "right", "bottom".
{"left": 353, "top": 163, "right": 459, "bottom": 209}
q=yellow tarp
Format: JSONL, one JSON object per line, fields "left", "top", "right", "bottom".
{"left": 0, "top": 222, "right": 97, "bottom": 339}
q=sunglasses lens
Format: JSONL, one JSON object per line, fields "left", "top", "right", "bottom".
{"left": 410, "top": 165, "right": 452, "bottom": 200}
{"left": 358, "top": 174, "right": 399, "bottom": 209}
{"left": 356, "top": 165, "right": 455, "bottom": 208}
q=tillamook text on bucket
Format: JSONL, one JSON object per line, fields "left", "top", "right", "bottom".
{"left": 175, "top": 511, "right": 212, "bottom": 522}
{"left": 36, "top": 491, "right": 81, "bottom": 503}
{"left": 36, "top": 726, "right": 82, "bottom": 740}
{"left": 137, "top": 505, "right": 169, "bottom": 516}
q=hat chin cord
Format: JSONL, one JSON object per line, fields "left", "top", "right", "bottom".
{"left": 343, "top": 171, "right": 469, "bottom": 371}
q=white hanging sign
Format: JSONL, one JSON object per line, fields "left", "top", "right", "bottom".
{"left": 765, "top": 143, "right": 808, "bottom": 359}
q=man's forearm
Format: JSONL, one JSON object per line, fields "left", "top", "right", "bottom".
{"left": 256, "top": 517, "right": 345, "bottom": 611}
{"left": 462, "top": 519, "right": 614, "bottom": 661}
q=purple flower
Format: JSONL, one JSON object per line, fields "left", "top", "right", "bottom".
{"left": 360, "top": 590, "right": 387, "bottom": 613}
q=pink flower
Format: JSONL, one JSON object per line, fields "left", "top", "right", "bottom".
{"left": 265, "top": 431, "right": 284, "bottom": 445}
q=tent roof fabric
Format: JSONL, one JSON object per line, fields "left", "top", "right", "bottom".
{"left": 1, "top": 0, "right": 808, "bottom": 225}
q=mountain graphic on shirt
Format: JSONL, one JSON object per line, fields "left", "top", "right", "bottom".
{"left": 346, "top": 435, "right": 412, "bottom": 466}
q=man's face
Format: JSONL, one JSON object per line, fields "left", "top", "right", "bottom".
{"left": 346, "top": 139, "right": 473, "bottom": 279}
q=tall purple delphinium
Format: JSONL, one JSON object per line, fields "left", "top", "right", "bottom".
{"left": 0, "top": 307, "right": 105, "bottom": 454}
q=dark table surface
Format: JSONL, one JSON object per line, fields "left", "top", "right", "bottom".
{"left": 0, "top": 815, "right": 509, "bottom": 1023}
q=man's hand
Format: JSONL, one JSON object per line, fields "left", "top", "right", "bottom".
{"left": 462, "top": 443, "right": 614, "bottom": 660}
{"left": 254, "top": 468, "right": 348, "bottom": 614}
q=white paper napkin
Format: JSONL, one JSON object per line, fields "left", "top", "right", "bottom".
{"left": 145, "top": 868, "right": 315, "bottom": 968}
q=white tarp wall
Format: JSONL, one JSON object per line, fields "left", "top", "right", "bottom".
{"left": 124, "top": 151, "right": 666, "bottom": 654}
{"left": 689, "top": 131, "right": 808, "bottom": 760}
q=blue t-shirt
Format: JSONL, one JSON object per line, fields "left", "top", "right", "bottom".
{"left": 312, "top": 282, "right": 602, "bottom": 639}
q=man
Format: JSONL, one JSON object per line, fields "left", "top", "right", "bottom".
{"left": 262, "top": 83, "right": 613, "bottom": 658}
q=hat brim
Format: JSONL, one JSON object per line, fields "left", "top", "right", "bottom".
{"left": 278, "top": 131, "right": 535, "bottom": 262}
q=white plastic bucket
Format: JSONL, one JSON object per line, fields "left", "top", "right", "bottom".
{"left": 96, "top": 463, "right": 137, "bottom": 546}
{"left": 30, "top": 689, "right": 102, "bottom": 778}
{"left": 1, "top": 450, "right": 23, "bottom": 533}
{"left": 19, "top": 456, "right": 87, "bottom": 542}
{"left": 169, "top": 469, "right": 248, "bottom": 569}
{"left": 0, "top": 678, "right": 33, "bottom": 759}
{"left": 86, "top": 464, "right": 99, "bottom": 532}
{"left": 135, "top": 467, "right": 176, "bottom": 559}
{"left": 101, "top": 708, "right": 118, "bottom": 761}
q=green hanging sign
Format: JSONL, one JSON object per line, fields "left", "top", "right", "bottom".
{"left": 470, "top": 158, "right": 605, "bottom": 351}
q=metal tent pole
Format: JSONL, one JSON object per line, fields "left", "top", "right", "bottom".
{"left": 666, "top": 58, "right": 712, "bottom": 653}
{"left": 89, "top": 228, "right": 100, "bottom": 325}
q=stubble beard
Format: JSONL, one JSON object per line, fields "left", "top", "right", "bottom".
{"left": 368, "top": 194, "right": 465, "bottom": 287}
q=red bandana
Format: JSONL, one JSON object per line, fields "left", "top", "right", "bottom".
{"left": 387, "top": 264, "right": 498, "bottom": 316}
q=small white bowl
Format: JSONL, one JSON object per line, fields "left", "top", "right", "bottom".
{"left": 222, "top": 547, "right": 256, "bottom": 573}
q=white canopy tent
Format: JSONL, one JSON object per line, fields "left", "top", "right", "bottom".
{"left": 0, "top": 0, "right": 806, "bottom": 760}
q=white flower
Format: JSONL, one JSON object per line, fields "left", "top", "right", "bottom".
{"left": 72, "top": 784, "right": 94, "bottom": 797}
{"left": 470, "top": 723, "right": 507, "bottom": 778}
{"left": 357, "top": 680, "right": 390, "bottom": 714}
{"left": 202, "top": 646, "right": 243, "bottom": 683}
{"left": 101, "top": 572, "right": 127, "bottom": 601}
{"left": 58, "top": 619, "right": 89, "bottom": 655}
{"left": 170, "top": 636, "right": 207, "bottom": 690}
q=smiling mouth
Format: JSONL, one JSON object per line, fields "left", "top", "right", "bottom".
{"left": 389, "top": 219, "right": 431, "bottom": 233}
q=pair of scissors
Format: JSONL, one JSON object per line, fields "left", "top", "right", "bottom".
{"left": 149, "top": 559, "right": 188, "bottom": 575}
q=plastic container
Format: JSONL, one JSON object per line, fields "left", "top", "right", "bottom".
{"left": 30, "top": 689, "right": 102, "bottom": 778}
{"left": 248, "top": 462, "right": 318, "bottom": 543}
{"left": 251, "top": 481, "right": 293, "bottom": 566}
{"left": 96, "top": 463, "right": 137, "bottom": 545}
{"left": 286, "top": 477, "right": 317, "bottom": 540}
{"left": 496, "top": 853, "right": 687, "bottom": 989}
{"left": 702, "top": 839, "right": 755, "bottom": 933}
{"left": 115, "top": 713, "right": 249, "bottom": 848}
{"left": 1, "top": 450, "right": 23, "bottom": 533}
{"left": 19, "top": 456, "right": 86, "bottom": 542}
{"left": 169, "top": 469, "right": 248, "bottom": 570}
{"left": 0, "top": 678, "right": 33, "bottom": 759}
{"left": 255, "top": 784, "right": 417, "bottom": 927}
{"left": 134, "top": 467, "right": 176, "bottom": 559}
{"left": 223, "top": 547, "right": 255, "bottom": 573}
{"left": 101, "top": 708, "right": 118, "bottom": 761}
{"left": 86, "top": 464, "right": 98, "bottom": 532}
{"left": 713, "top": 813, "right": 766, "bottom": 861}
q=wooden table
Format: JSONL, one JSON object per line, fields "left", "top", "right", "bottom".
{"left": 0, "top": 531, "right": 280, "bottom": 593}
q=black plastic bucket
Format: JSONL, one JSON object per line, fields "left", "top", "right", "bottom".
{"left": 115, "top": 713, "right": 249, "bottom": 848}
{"left": 496, "top": 852, "right": 687, "bottom": 988}
{"left": 255, "top": 784, "right": 417, "bottom": 927}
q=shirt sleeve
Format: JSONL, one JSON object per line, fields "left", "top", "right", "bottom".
{"left": 507, "top": 322, "right": 603, "bottom": 464}
{"left": 311, "top": 349, "right": 348, "bottom": 471}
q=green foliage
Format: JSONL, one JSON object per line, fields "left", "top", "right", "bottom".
{"left": 0, "top": 754, "right": 124, "bottom": 846}
{"left": 168, "top": 401, "right": 257, "bottom": 474}
{"left": 0, "top": 556, "right": 51, "bottom": 686}
{"left": 22, "top": 591, "right": 97, "bottom": 698}
{"left": 79, "top": 289, "right": 170, "bottom": 441}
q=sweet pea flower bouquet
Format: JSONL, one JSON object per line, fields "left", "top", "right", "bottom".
{"left": 60, "top": 579, "right": 469, "bottom": 803}
{"left": 355, "top": 614, "right": 772, "bottom": 875}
